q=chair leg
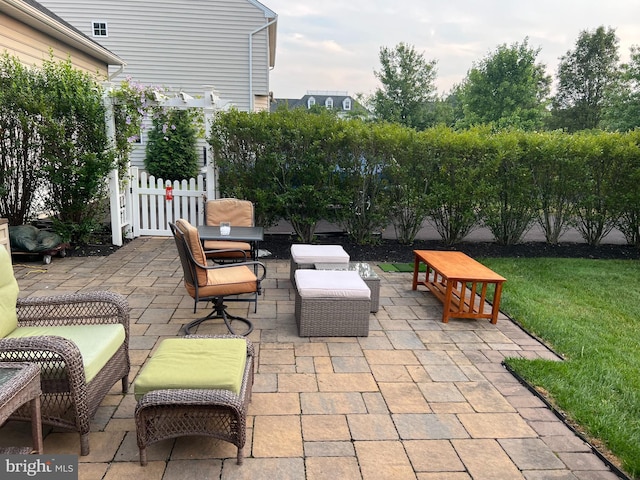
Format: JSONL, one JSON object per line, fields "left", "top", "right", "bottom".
{"left": 80, "top": 432, "right": 90, "bottom": 456}
{"left": 183, "top": 298, "right": 253, "bottom": 336}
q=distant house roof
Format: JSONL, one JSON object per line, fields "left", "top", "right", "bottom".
{"left": 1, "top": 0, "right": 124, "bottom": 67}
{"left": 271, "top": 91, "right": 368, "bottom": 116}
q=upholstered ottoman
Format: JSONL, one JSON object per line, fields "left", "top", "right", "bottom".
{"left": 294, "top": 270, "right": 371, "bottom": 336}
{"left": 133, "top": 335, "right": 254, "bottom": 465}
{"left": 289, "top": 244, "right": 349, "bottom": 283}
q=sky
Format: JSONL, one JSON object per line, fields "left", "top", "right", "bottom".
{"left": 265, "top": 0, "right": 640, "bottom": 100}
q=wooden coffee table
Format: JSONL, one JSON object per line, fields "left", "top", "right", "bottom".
{"left": 412, "top": 250, "right": 506, "bottom": 324}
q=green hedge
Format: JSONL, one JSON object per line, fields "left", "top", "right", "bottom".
{"left": 210, "top": 109, "right": 640, "bottom": 247}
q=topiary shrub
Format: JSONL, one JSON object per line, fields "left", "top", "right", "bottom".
{"left": 144, "top": 108, "right": 200, "bottom": 181}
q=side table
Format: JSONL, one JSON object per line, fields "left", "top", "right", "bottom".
{"left": 0, "top": 362, "right": 43, "bottom": 454}
{"left": 315, "top": 262, "right": 380, "bottom": 312}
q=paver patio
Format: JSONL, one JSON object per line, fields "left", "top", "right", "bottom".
{"left": 1, "top": 237, "right": 624, "bottom": 479}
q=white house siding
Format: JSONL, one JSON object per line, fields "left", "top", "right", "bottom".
{"left": 37, "top": 0, "right": 276, "bottom": 168}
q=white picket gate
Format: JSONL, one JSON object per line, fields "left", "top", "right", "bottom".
{"left": 130, "top": 167, "right": 206, "bottom": 236}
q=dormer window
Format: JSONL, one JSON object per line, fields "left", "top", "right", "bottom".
{"left": 325, "top": 97, "right": 334, "bottom": 109}
{"left": 343, "top": 98, "right": 352, "bottom": 111}
{"left": 307, "top": 97, "right": 316, "bottom": 108}
{"left": 92, "top": 21, "right": 108, "bottom": 37}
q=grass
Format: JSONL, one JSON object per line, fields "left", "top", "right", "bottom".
{"left": 481, "top": 257, "right": 640, "bottom": 479}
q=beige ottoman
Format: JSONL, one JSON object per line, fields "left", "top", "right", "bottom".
{"left": 289, "top": 244, "right": 349, "bottom": 283}
{"left": 294, "top": 270, "right": 370, "bottom": 336}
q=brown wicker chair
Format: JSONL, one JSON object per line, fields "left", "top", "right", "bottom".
{"left": 0, "top": 292, "right": 130, "bottom": 456}
{"left": 203, "top": 198, "right": 255, "bottom": 261}
{"left": 169, "top": 219, "right": 266, "bottom": 335}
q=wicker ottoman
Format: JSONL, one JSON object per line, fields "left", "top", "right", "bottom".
{"left": 294, "top": 270, "right": 371, "bottom": 336}
{"left": 315, "top": 262, "right": 380, "bottom": 312}
{"left": 133, "top": 335, "right": 254, "bottom": 465}
{"left": 289, "top": 244, "right": 349, "bottom": 283}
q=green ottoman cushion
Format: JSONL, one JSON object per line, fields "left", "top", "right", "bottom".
{"left": 134, "top": 337, "right": 247, "bottom": 400}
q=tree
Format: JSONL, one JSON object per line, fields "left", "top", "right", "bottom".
{"left": 550, "top": 26, "right": 620, "bottom": 132}
{"left": 458, "top": 39, "right": 551, "bottom": 130}
{"left": 371, "top": 43, "right": 438, "bottom": 130}
{"left": 603, "top": 45, "right": 640, "bottom": 131}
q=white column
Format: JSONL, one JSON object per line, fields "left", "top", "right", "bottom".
{"left": 102, "top": 83, "right": 123, "bottom": 246}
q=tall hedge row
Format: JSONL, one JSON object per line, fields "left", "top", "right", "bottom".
{"left": 210, "top": 109, "right": 640, "bottom": 247}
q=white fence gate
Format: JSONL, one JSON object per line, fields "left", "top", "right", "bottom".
{"left": 130, "top": 167, "right": 206, "bottom": 236}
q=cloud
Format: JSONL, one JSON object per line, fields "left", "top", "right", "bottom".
{"left": 266, "top": 0, "right": 640, "bottom": 98}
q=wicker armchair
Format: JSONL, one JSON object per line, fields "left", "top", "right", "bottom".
{"left": 0, "top": 249, "right": 130, "bottom": 456}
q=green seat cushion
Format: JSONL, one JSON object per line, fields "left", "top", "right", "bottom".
{"left": 134, "top": 338, "right": 247, "bottom": 400}
{"left": 0, "top": 247, "right": 19, "bottom": 338}
{"left": 6, "top": 324, "right": 126, "bottom": 382}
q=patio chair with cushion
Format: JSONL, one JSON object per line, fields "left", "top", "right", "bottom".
{"left": 204, "top": 198, "right": 255, "bottom": 261}
{"left": 0, "top": 246, "right": 130, "bottom": 456}
{"left": 170, "top": 219, "right": 266, "bottom": 336}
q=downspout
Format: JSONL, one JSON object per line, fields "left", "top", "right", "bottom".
{"left": 248, "top": 18, "right": 277, "bottom": 112}
{"left": 109, "top": 65, "right": 125, "bottom": 81}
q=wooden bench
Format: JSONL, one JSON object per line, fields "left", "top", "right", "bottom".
{"left": 412, "top": 250, "right": 506, "bottom": 324}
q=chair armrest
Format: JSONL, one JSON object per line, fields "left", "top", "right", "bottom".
{"left": 0, "top": 335, "right": 89, "bottom": 405}
{"left": 203, "top": 261, "right": 267, "bottom": 282}
{"left": 16, "top": 291, "right": 130, "bottom": 333}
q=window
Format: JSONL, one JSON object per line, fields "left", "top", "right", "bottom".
{"left": 343, "top": 98, "right": 352, "bottom": 111}
{"left": 307, "top": 97, "right": 316, "bottom": 108}
{"left": 92, "top": 21, "right": 108, "bottom": 37}
{"left": 325, "top": 98, "right": 334, "bottom": 109}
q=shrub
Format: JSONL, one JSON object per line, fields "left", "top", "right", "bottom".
{"left": 569, "top": 132, "right": 621, "bottom": 245}
{"left": 481, "top": 130, "right": 538, "bottom": 245}
{"left": 145, "top": 108, "right": 200, "bottom": 181}
{"left": 0, "top": 54, "right": 45, "bottom": 226}
{"left": 38, "top": 57, "right": 115, "bottom": 243}
{"left": 382, "top": 125, "right": 429, "bottom": 244}
{"left": 527, "top": 131, "right": 580, "bottom": 244}
{"left": 423, "top": 126, "right": 488, "bottom": 245}
{"left": 334, "top": 121, "right": 393, "bottom": 245}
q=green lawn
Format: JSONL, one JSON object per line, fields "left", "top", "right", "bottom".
{"left": 481, "top": 258, "right": 640, "bottom": 479}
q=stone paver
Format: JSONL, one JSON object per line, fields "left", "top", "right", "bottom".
{"left": 2, "top": 238, "right": 626, "bottom": 480}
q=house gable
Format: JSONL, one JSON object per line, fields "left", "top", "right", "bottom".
{"left": 0, "top": 0, "right": 123, "bottom": 74}
{"left": 37, "top": 0, "right": 277, "bottom": 112}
